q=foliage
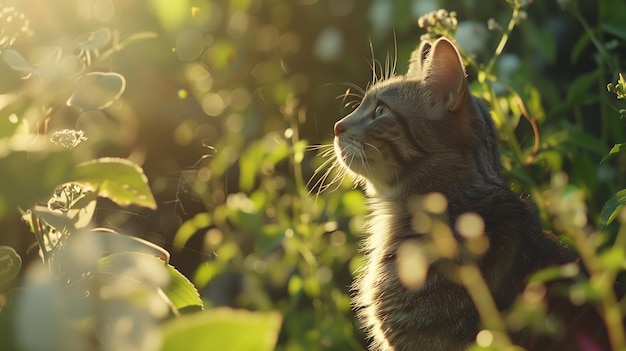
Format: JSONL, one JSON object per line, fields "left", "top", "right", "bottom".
{"left": 0, "top": 0, "right": 625, "bottom": 350}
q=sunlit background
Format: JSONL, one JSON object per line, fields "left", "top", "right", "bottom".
{"left": 1, "top": 0, "right": 625, "bottom": 350}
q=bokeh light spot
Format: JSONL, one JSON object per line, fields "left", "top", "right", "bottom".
{"left": 476, "top": 330, "right": 494, "bottom": 347}
{"left": 396, "top": 241, "right": 428, "bottom": 289}
{"left": 455, "top": 212, "right": 484, "bottom": 239}
{"left": 313, "top": 27, "right": 343, "bottom": 62}
{"left": 422, "top": 192, "right": 447, "bottom": 214}
{"left": 176, "top": 29, "right": 204, "bottom": 62}
{"left": 202, "top": 93, "right": 225, "bottom": 117}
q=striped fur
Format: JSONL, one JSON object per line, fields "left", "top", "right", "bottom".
{"left": 330, "top": 38, "right": 570, "bottom": 350}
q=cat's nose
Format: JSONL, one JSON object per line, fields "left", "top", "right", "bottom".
{"left": 334, "top": 121, "right": 345, "bottom": 136}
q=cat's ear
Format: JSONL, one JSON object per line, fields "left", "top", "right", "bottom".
{"left": 407, "top": 40, "right": 432, "bottom": 78}
{"left": 422, "top": 37, "right": 468, "bottom": 112}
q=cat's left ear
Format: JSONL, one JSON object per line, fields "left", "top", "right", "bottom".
{"left": 407, "top": 40, "right": 432, "bottom": 78}
{"left": 421, "top": 37, "right": 468, "bottom": 112}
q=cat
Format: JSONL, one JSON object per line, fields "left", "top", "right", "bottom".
{"left": 329, "top": 37, "right": 603, "bottom": 350}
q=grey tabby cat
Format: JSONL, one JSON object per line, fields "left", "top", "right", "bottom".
{"left": 331, "top": 37, "right": 576, "bottom": 350}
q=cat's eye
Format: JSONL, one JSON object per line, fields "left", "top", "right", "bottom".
{"left": 374, "top": 104, "right": 389, "bottom": 119}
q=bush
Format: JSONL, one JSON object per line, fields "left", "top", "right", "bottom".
{"left": 0, "top": 0, "right": 625, "bottom": 350}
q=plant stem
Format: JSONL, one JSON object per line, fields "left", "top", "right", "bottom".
{"left": 485, "top": 82, "right": 525, "bottom": 164}
{"left": 571, "top": 10, "right": 619, "bottom": 74}
{"left": 485, "top": 5, "right": 519, "bottom": 76}
{"left": 568, "top": 225, "right": 625, "bottom": 350}
{"left": 458, "top": 264, "right": 513, "bottom": 346}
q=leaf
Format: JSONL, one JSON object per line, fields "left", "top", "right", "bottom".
{"left": 528, "top": 263, "right": 580, "bottom": 284}
{"left": 192, "top": 261, "right": 224, "bottom": 289}
{"left": 565, "top": 69, "right": 601, "bottom": 106}
{"left": 603, "top": 22, "right": 626, "bottom": 41}
{"left": 570, "top": 33, "right": 590, "bottom": 64}
{"left": 601, "top": 143, "right": 626, "bottom": 164}
{"left": 68, "top": 157, "right": 157, "bottom": 209}
{"left": 599, "top": 189, "right": 626, "bottom": 229}
{"left": 0, "top": 246, "right": 22, "bottom": 286}
{"left": 238, "top": 141, "right": 265, "bottom": 192}
{"left": 90, "top": 229, "right": 170, "bottom": 262}
{"left": 32, "top": 206, "right": 75, "bottom": 232}
{"left": 599, "top": 247, "right": 625, "bottom": 272}
{"left": 67, "top": 191, "right": 98, "bottom": 228}
{"left": 341, "top": 190, "right": 367, "bottom": 216}
{"left": 524, "top": 85, "right": 546, "bottom": 123}
{"left": 161, "top": 308, "right": 283, "bottom": 351}
{"left": 2, "top": 49, "right": 32, "bottom": 75}
{"left": 257, "top": 224, "right": 285, "bottom": 253}
{"left": 32, "top": 47, "right": 63, "bottom": 82}
{"left": 66, "top": 72, "right": 126, "bottom": 110}
{"left": 173, "top": 212, "right": 211, "bottom": 252}
{"left": 75, "top": 28, "right": 112, "bottom": 50}
{"left": 562, "top": 124, "right": 608, "bottom": 155}
{"left": 96, "top": 252, "right": 171, "bottom": 299}
{"left": 59, "top": 55, "right": 86, "bottom": 77}
{"left": 163, "top": 264, "right": 203, "bottom": 313}
{"left": 0, "top": 150, "right": 74, "bottom": 219}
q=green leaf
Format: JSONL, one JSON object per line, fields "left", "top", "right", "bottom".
{"left": 562, "top": 124, "right": 607, "bottom": 155}
{"left": 565, "top": 69, "right": 601, "bottom": 106}
{"left": 0, "top": 150, "right": 74, "bottom": 219}
{"left": 601, "top": 143, "right": 626, "bottom": 164}
{"left": 528, "top": 263, "right": 580, "bottom": 284}
{"left": 570, "top": 33, "right": 590, "bottom": 64}
{"left": 66, "top": 72, "right": 126, "bottom": 110}
{"left": 163, "top": 263, "right": 203, "bottom": 313}
{"left": 257, "top": 223, "right": 285, "bottom": 253}
{"left": 341, "top": 190, "right": 367, "bottom": 216}
{"left": 173, "top": 212, "right": 212, "bottom": 252}
{"left": 193, "top": 261, "right": 224, "bottom": 289}
{"left": 2, "top": 49, "right": 32, "bottom": 75}
{"left": 599, "top": 189, "right": 626, "bottom": 229}
{"left": 69, "top": 157, "right": 157, "bottom": 209}
{"left": 161, "top": 308, "right": 283, "bottom": 351}
{"left": 0, "top": 246, "right": 22, "bottom": 286}
{"left": 238, "top": 141, "right": 265, "bottom": 192}
{"left": 603, "top": 22, "right": 626, "bottom": 41}
{"left": 599, "top": 247, "right": 625, "bottom": 272}
{"left": 524, "top": 85, "right": 546, "bottom": 123}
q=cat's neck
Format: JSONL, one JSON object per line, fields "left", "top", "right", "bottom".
{"left": 364, "top": 163, "right": 501, "bottom": 203}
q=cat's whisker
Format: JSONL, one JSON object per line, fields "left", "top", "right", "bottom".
{"left": 384, "top": 52, "right": 392, "bottom": 81}
{"left": 313, "top": 156, "right": 337, "bottom": 176}
{"left": 309, "top": 167, "right": 333, "bottom": 197}
{"left": 364, "top": 142, "right": 384, "bottom": 159}
{"left": 368, "top": 37, "right": 377, "bottom": 84}
{"left": 345, "top": 100, "right": 361, "bottom": 110}
{"left": 391, "top": 29, "right": 398, "bottom": 77}
{"left": 306, "top": 142, "right": 357, "bottom": 197}
{"left": 393, "top": 167, "right": 400, "bottom": 186}
{"left": 338, "top": 82, "right": 366, "bottom": 98}
{"left": 374, "top": 60, "right": 384, "bottom": 83}
{"left": 306, "top": 143, "right": 334, "bottom": 152}
{"left": 323, "top": 82, "right": 366, "bottom": 98}
{"left": 325, "top": 162, "right": 348, "bottom": 193}
{"left": 335, "top": 92, "right": 363, "bottom": 102}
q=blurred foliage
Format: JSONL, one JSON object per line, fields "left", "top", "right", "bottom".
{"left": 0, "top": 0, "right": 625, "bottom": 350}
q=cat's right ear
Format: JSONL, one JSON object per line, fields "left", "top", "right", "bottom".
{"left": 406, "top": 40, "right": 432, "bottom": 78}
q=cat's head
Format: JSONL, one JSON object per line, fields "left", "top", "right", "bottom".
{"left": 333, "top": 37, "right": 502, "bottom": 199}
